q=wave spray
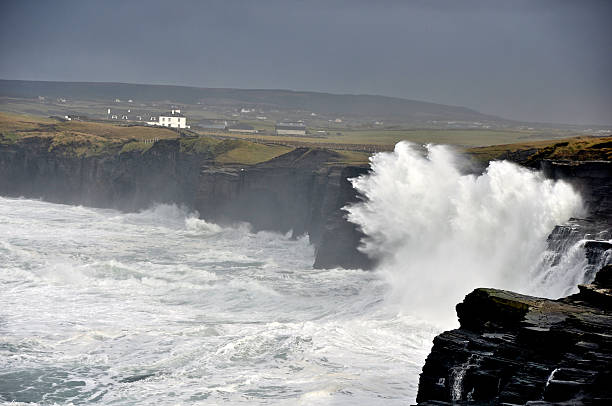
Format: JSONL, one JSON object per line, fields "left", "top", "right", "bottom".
{"left": 345, "top": 142, "right": 583, "bottom": 326}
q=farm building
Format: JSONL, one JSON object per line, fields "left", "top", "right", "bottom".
{"left": 275, "top": 122, "right": 306, "bottom": 136}
{"left": 199, "top": 119, "right": 228, "bottom": 130}
{"left": 228, "top": 123, "right": 257, "bottom": 134}
{"left": 63, "top": 114, "right": 83, "bottom": 121}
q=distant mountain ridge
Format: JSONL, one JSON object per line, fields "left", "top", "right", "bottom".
{"left": 0, "top": 79, "right": 502, "bottom": 123}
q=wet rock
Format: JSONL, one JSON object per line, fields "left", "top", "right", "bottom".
{"left": 573, "top": 264, "right": 612, "bottom": 309}
{"left": 541, "top": 160, "right": 612, "bottom": 221}
{"left": 416, "top": 265, "right": 612, "bottom": 405}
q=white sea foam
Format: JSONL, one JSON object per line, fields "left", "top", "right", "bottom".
{"left": 0, "top": 195, "right": 425, "bottom": 405}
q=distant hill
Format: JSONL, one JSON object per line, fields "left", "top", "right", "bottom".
{"left": 0, "top": 79, "right": 501, "bottom": 123}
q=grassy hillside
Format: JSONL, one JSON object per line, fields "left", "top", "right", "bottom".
{"left": 0, "top": 112, "right": 292, "bottom": 164}
{"left": 3, "top": 112, "right": 606, "bottom": 167}
{"left": 0, "top": 112, "right": 177, "bottom": 139}
{"left": 0, "top": 112, "right": 56, "bottom": 132}
{"left": 179, "top": 137, "right": 293, "bottom": 165}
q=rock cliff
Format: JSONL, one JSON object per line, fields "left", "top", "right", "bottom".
{"left": 193, "top": 148, "right": 373, "bottom": 269}
{"left": 1, "top": 136, "right": 609, "bottom": 273}
{"left": 416, "top": 265, "right": 612, "bottom": 405}
{"left": 0, "top": 138, "right": 371, "bottom": 269}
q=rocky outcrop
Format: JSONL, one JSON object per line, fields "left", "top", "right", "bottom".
{"left": 416, "top": 265, "right": 612, "bottom": 405}
{"left": 535, "top": 160, "right": 612, "bottom": 288}
{"left": 0, "top": 139, "right": 371, "bottom": 269}
{"left": 541, "top": 160, "right": 612, "bottom": 221}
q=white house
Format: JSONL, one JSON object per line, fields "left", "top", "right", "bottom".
{"left": 147, "top": 109, "right": 188, "bottom": 129}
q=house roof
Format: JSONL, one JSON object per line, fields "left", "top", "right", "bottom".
{"left": 276, "top": 123, "right": 306, "bottom": 131}
{"left": 160, "top": 111, "right": 185, "bottom": 117}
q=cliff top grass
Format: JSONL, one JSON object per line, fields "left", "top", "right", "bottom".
{"left": 0, "top": 111, "right": 56, "bottom": 130}
{"left": 179, "top": 137, "right": 293, "bottom": 164}
{"left": 327, "top": 150, "right": 371, "bottom": 165}
{"left": 214, "top": 140, "right": 294, "bottom": 165}
{"left": 317, "top": 136, "right": 612, "bottom": 167}
{"left": 0, "top": 111, "right": 179, "bottom": 139}
{"left": 5, "top": 112, "right": 607, "bottom": 167}
{"left": 0, "top": 112, "right": 293, "bottom": 164}
{"left": 466, "top": 135, "right": 612, "bottom": 165}
{"left": 0, "top": 112, "right": 181, "bottom": 156}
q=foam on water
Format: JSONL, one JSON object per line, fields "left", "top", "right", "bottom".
{"left": 0, "top": 196, "right": 435, "bottom": 405}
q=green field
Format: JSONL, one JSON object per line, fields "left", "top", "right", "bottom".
{"left": 205, "top": 127, "right": 579, "bottom": 149}
{"left": 180, "top": 136, "right": 294, "bottom": 165}
{"left": 1, "top": 95, "right": 597, "bottom": 153}
{"left": 3, "top": 110, "right": 609, "bottom": 168}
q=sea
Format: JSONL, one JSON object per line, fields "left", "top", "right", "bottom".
{"left": 0, "top": 142, "right": 596, "bottom": 405}
{"left": 0, "top": 198, "right": 437, "bottom": 405}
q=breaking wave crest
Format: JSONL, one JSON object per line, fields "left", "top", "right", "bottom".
{"left": 120, "top": 203, "right": 225, "bottom": 235}
{"left": 345, "top": 142, "right": 583, "bottom": 326}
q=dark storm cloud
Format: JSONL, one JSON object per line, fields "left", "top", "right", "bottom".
{"left": 1, "top": 0, "right": 610, "bottom": 124}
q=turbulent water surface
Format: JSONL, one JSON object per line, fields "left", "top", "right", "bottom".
{"left": 0, "top": 143, "right": 592, "bottom": 405}
{"left": 0, "top": 197, "right": 437, "bottom": 405}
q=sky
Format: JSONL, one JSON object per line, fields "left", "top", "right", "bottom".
{"left": 1, "top": 0, "right": 610, "bottom": 125}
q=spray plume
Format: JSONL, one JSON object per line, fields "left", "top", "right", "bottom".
{"left": 346, "top": 142, "right": 583, "bottom": 326}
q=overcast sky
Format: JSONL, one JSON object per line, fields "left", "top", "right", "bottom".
{"left": 1, "top": 0, "right": 610, "bottom": 124}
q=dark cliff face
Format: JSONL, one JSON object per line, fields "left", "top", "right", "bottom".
{"left": 312, "top": 165, "right": 375, "bottom": 269}
{"left": 416, "top": 266, "right": 612, "bottom": 405}
{"left": 192, "top": 149, "right": 373, "bottom": 269}
{"left": 0, "top": 138, "right": 202, "bottom": 211}
{"left": 538, "top": 160, "right": 612, "bottom": 283}
{"left": 541, "top": 160, "right": 612, "bottom": 223}
{"left": 0, "top": 140, "right": 372, "bottom": 269}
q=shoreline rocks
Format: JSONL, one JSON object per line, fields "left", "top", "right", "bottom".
{"left": 416, "top": 265, "right": 612, "bottom": 405}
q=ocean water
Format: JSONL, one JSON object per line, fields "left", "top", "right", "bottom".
{"left": 0, "top": 197, "right": 437, "bottom": 405}
{"left": 0, "top": 143, "right": 590, "bottom": 405}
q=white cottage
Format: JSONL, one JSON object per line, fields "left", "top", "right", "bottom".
{"left": 147, "top": 109, "right": 188, "bottom": 129}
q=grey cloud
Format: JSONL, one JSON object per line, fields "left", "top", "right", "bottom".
{"left": 0, "top": 0, "right": 610, "bottom": 124}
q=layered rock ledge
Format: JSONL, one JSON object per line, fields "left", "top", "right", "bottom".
{"left": 416, "top": 265, "right": 612, "bottom": 405}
